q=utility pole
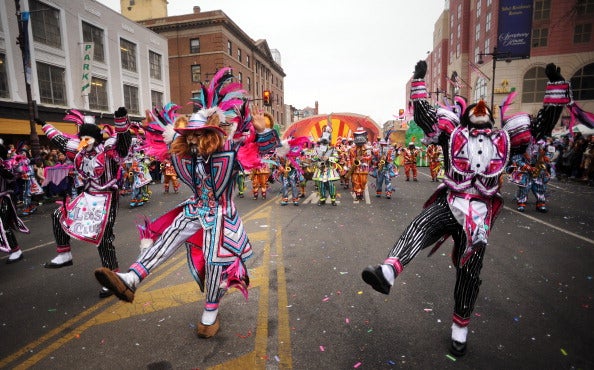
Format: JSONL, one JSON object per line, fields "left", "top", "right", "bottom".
{"left": 14, "top": 0, "right": 41, "bottom": 159}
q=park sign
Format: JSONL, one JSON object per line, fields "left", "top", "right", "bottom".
{"left": 81, "top": 42, "right": 94, "bottom": 96}
{"left": 497, "top": 0, "right": 533, "bottom": 60}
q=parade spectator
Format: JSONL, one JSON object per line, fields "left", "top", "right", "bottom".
{"left": 0, "top": 140, "right": 29, "bottom": 264}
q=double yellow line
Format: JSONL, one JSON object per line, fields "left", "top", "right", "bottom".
{"left": 1, "top": 198, "right": 293, "bottom": 369}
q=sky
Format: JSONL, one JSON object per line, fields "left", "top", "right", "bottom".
{"left": 97, "top": 0, "right": 446, "bottom": 125}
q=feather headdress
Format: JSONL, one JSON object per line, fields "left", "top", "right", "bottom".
{"left": 184, "top": 68, "right": 246, "bottom": 138}
{"left": 140, "top": 103, "right": 180, "bottom": 161}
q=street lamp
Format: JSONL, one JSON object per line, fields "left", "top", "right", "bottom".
{"left": 477, "top": 46, "right": 511, "bottom": 115}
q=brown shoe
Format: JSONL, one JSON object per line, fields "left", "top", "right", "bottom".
{"left": 197, "top": 318, "right": 220, "bottom": 338}
{"left": 94, "top": 267, "right": 135, "bottom": 303}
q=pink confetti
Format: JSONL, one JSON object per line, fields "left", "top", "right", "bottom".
{"left": 345, "top": 318, "right": 350, "bottom": 324}
{"left": 322, "top": 297, "right": 330, "bottom": 302}
{"left": 424, "top": 308, "right": 432, "bottom": 312}
{"left": 354, "top": 362, "right": 362, "bottom": 368}
{"left": 320, "top": 346, "right": 325, "bottom": 352}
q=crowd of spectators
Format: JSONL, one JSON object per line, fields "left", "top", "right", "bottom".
{"left": 550, "top": 133, "right": 594, "bottom": 186}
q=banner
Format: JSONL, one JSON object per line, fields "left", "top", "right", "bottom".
{"left": 81, "top": 42, "right": 94, "bottom": 96}
{"left": 61, "top": 192, "right": 112, "bottom": 245}
{"left": 20, "top": 11, "right": 32, "bottom": 84}
{"left": 497, "top": 0, "right": 533, "bottom": 60}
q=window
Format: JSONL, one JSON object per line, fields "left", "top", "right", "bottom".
{"left": 89, "top": 77, "right": 108, "bottom": 111}
{"left": 486, "top": 12, "right": 491, "bottom": 32}
{"left": 532, "top": 28, "right": 548, "bottom": 47}
{"left": 576, "top": 0, "right": 594, "bottom": 15}
{"left": 522, "top": 67, "right": 548, "bottom": 103}
{"left": 475, "top": 23, "right": 481, "bottom": 41}
{"left": 533, "top": 0, "right": 550, "bottom": 21}
{"left": 476, "top": 0, "right": 482, "bottom": 17}
{"left": 227, "top": 41, "right": 232, "bottom": 55}
{"left": 30, "top": 0, "right": 61, "bottom": 48}
{"left": 570, "top": 63, "right": 594, "bottom": 100}
{"left": 0, "top": 53, "right": 8, "bottom": 98}
{"left": 192, "top": 92, "right": 201, "bottom": 112}
{"left": 151, "top": 90, "right": 163, "bottom": 108}
{"left": 149, "top": 51, "right": 162, "bottom": 80}
{"left": 82, "top": 21, "right": 105, "bottom": 62}
{"left": 484, "top": 39, "right": 490, "bottom": 56}
{"left": 37, "top": 62, "right": 66, "bottom": 105}
{"left": 474, "top": 46, "right": 481, "bottom": 63}
{"left": 123, "top": 84, "right": 139, "bottom": 114}
{"left": 191, "top": 64, "right": 201, "bottom": 82}
{"left": 246, "top": 55, "right": 250, "bottom": 68}
{"left": 247, "top": 77, "right": 251, "bottom": 92}
{"left": 574, "top": 23, "right": 592, "bottom": 43}
{"left": 238, "top": 72, "right": 242, "bottom": 83}
{"left": 190, "top": 38, "right": 200, "bottom": 53}
{"left": 237, "top": 48, "right": 242, "bottom": 62}
{"left": 473, "top": 77, "right": 488, "bottom": 102}
{"left": 120, "top": 38, "right": 137, "bottom": 72}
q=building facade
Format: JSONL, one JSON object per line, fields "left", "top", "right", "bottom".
{"left": 133, "top": 5, "right": 286, "bottom": 130}
{"left": 0, "top": 0, "right": 169, "bottom": 149}
{"left": 407, "top": 0, "right": 594, "bottom": 127}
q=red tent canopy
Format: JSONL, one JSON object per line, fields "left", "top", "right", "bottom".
{"left": 282, "top": 113, "right": 380, "bottom": 144}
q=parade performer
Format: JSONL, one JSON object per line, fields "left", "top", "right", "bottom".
{"left": 372, "top": 139, "right": 396, "bottom": 198}
{"left": 426, "top": 142, "right": 443, "bottom": 182}
{"left": 36, "top": 108, "right": 132, "bottom": 299}
{"left": 400, "top": 142, "right": 420, "bottom": 181}
{"left": 361, "top": 60, "right": 573, "bottom": 356}
{"left": 312, "top": 134, "right": 340, "bottom": 206}
{"left": 129, "top": 149, "right": 152, "bottom": 207}
{"left": 161, "top": 155, "right": 180, "bottom": 194}
{"left": 275, "top": 137, "right": 310, "bottom": 206}
{"left": 11, "top": 151, "right": 43, "bottom": 216}
{"left": 95, "top": 68, "right": 279, "bottom": 339}
{"left": 336, "top": 137, "right": 351, "bottom": 189}
{"left": 0, "top": 141, "right": 29, "bottom": 264}
{"left": 507, "top": 139, "right": 552, "bottom": 212}
{"left": 348, "top": 128, "right": 372, "bottom": 200}
{"left": 250, "top": 112, "right": 274, "bottom": 200}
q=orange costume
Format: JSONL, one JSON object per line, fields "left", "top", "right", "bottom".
{"left": 400, "top": 142, "right": 420, "bottom": 181}
{"left": 426, "top": 143, "right": 443, "bottom": 182}
{"left": 161, "top": 157, "right": 179, "bottom": 193}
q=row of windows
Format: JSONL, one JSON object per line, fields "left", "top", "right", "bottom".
{"left": 30, "top": 0, "right": 163, "bottom": 78}
{"left": 471, "top": 63, "right": 594, "bottom": 103}
{"left": 0, "top": 51, "right": 162, "bottom": 113}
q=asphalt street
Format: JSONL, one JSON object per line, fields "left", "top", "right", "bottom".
{"left": 0, "top": 168, "right": 593, "bottom": 369}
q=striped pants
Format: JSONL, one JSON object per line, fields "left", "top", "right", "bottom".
{"left": 0, "top": 196, "right": 19, "bottom": 253}
{"left": 130, "top": 212, "right": 227, "bottom": 305}
{"left": 51, "top": 191, "right": 119, "bottom": 270}
{"left": 387, "top": 193, "right": 485, "bottom": 325}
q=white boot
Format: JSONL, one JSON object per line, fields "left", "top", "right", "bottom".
{"left": 381, "top": 264, "right": 395, "bottom": 286}
{"left": 451, "top": 323, "right": 468, "bottom": 343}
{"left": 117, "top": 271, "right": 140, "bottom": 290}
{"left": 7, "top": 250, "right": 23, "bottom": 264}
{"left": 45, "top": 251, "right": 73, "bottom": 268}
{"left": 201, "top": 308, "right": 219, "bottom": 325}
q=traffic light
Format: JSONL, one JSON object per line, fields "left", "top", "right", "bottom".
{"left": 263, "top": 90, "right": 272, "bottom": 106}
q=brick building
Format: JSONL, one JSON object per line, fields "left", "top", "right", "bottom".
{"left": 407, "top": 0, "right": 594, "bottom": 127}
{"left": 124, "top": 2, "right": 286, "bottom": 129}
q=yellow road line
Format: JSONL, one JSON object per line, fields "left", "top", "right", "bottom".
{"left": 2, "top": 201, "right": 278, "bottom": 369}
{"left": 276, "top": 226, "right": 293, "bottom": 369}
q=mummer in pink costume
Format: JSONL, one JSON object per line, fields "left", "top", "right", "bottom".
{"left": 362, "top": 60, "right": 579, "bottom": 356}
{"left": 95, "top": 68, "right": 278, "bottom": 338}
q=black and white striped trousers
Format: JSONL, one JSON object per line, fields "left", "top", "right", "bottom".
{"left": 388, "top": 193, "right": 485, "bottom": 322}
